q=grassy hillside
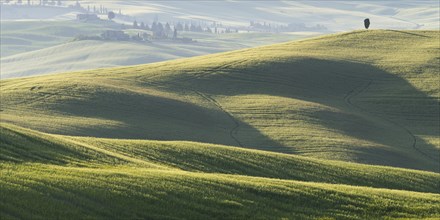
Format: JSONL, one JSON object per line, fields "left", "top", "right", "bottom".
{"left": 1, "top": 123, "right": 439, "bottom": 219}
{"left": 1, "top": 30, "right": 440, "bottom": 219}
{"left": 2, "top": 164, "right": 439, "bottom": 220}
{"left": 0, "top": 33, "right": 307, "bottom": 79}
{"left": 0, "top": 20, "right": 120, "bottom": 57}
{"left": 1, "top": 30, "right": 438, "bottom": 172}
{"left": 2, "top": 123, "right": 439, "bottom": 193}
{"left": 1, "top": 23, "right": 311, "bottom": 79}
{"left": 80, "top": 1, "right": 439, "bottom": 30}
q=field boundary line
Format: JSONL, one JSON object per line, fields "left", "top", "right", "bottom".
{"left": 344, "top": 80, "right": 438, "bottom": 162}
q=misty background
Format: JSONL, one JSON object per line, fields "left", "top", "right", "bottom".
{"left": 1, "top": 0, "right": 438, "bottom": 79}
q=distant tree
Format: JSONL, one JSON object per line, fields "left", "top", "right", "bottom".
{"left": 154, "top": 22, "right": 165, "bottom": 38}
{"left": 140, "top": 22, "right": 145, "bottom": 29}
{"left": 151, "top": 22, "right": 157, "bottom": 32}
{"left": 108, "top": 11, "right": 115, "bottom": 21}
{"left": 205, "top": 27, "right": 212, "bottom": 33}
{"left": 145, "top": 24, "right": 150, "bottom": 30}
{"left": 184, "top": 23, "right": 189, "bottom": 32}
{"left": 93, "top": 5, "right": 96, "bottom": 13}
{"left": 176, "top": 22, "right": 183, "bottom": 31}
{"left": 87, "top": 5, "right": 90, "bottom": 12}
{"left": 364, "top": 18, "right": 370, "bottom": 29}
{"left": 118, "top": 9, "right": 121, "bottom": 15}
{"left": 133, "top": 20, "right": 138, "bottom": 28}
{"left": 57, "top": 0, "right": 61, "bottom": 6}
{"left": 173, "top": 28, "right": 178, "bottom": 39}
{"left": 165, "top": 22, "right": 172, "bottom": 33}
{"left": 196, "top": 25, "right": 203, "bottom": 32}
{"left": 27, "top": 0, "right": 30, "bottom": 5}
{"left": 190, "top": 24, "right": 196, "bottom": 32}
{"left": 157, "top": 22, "right": 164, "bottom": 32}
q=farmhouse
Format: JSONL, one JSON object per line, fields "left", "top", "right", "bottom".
{"left": 101, "top": 30, "right": 130, "bottom": 41}
{"left": 76, "top": 14, "right": 100, "bottom": 22}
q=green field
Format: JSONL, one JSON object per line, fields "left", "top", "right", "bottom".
{"left": 1, "top": 20, "right": 314, "bottom": 78}
{"left": 1, "top": 123, "right": 439, "bottom": 219}
{"left": 1, "top": 30, "right": 439, "bottom": 219}
{"left": 0, "top": 20, "right": 121, "bottom": 57}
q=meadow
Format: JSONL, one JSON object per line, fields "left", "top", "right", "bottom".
{"left": 1, "top": 20, "right": 312, "bottom": 78}
{"left": 1, "top": 30, "right": 439, "bottom": 219}
{"left": 0, "top": 20, "right": 120, "bottom": 57}
{"left": 1, "top": 123, "right": 439, "bottom": 219}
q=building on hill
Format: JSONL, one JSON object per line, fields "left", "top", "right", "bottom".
{"left": 101, "top": 30, "right": 129, "bottom": 41}
{"left": 173, "top": 37, "right": 194, "bottom": 43}
{"left": 76, "top": 13, "right": 100, "bottom": 22}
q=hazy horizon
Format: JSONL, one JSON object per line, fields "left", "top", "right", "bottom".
{"left": 1, "top": 1, "right": 439, "bottom": 219}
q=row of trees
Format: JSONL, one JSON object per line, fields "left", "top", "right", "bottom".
{"left": 87, "top": 4, "right": 119, "bottom": 15}
{"left": 130, "top": 21, "right": 236, "bottom": 35}
{"left": 127, "top": 21, "right": 229, "bottom": 39}
{"left": 131, "top": 21, "right": 210, "bottom": 33}
{"left": 250, "top": 20, "right": 327, "bottom": 32}
{"left": 9, "top": 0, "right": 61, "bottom": 6}
{"left": 131, "top": 21, "right": 173, "bottom": 38}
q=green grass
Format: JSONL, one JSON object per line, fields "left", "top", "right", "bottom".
{"left": 1, "top": 30, "right": 438, "bottom": 171}
{"left": 1, "top": 30, "right": 439, "bottom": 219}
{"left": 1, "top": 20, "right": 315, "bottom": 78}
{"left": 1, "top": 123, "right": 439, "bottom": 219}
{"left": 0, "top": 20, "right": 119, "bottom": 57}
{"left": 2, "top": 123, "right": 439, "bottom": 193}
{"left": 2, "top": 164, "right": 440, "bottom": 220}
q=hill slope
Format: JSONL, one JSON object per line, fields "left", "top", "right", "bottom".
{"left": 1, "top": 123, "right": 439, "bottom": 219}
{"left": 2, "top": 123, "right": 439, "bottom": 193}
{"left": 1, "top": 30, "right": 440, "bottom": 219}
{"left": 0, "top": 20, "right": 119, "bottom": 57}
{"left": 1, "top": 30, "right": 438, "bottom": 172}
{"left": 2, "top": 164, "right": 439, "bottom": 220}
{"left": 1, "top": 32, "right": 307, "bottom": 79}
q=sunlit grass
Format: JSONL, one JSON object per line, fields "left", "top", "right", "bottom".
{"left": 1, "top": 30, "right": 439, "bottom": 219}
{"left": 1, "top": 30, "right": 438, "bottom": 171}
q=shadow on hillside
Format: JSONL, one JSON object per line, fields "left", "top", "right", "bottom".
{"left": 388, "top": 30, "right": 431, "bottom": 38}
{"left": 0, "top": 125, "right": 99, "bottom": 165}
{"left": 14, "top": 58, "right": 438, "bottom": 171}
{"left": 43, "top": 85, "right": 287, "bottom": 152}
{"left": 166, "top": 58, "right": 439, "bottom": 171}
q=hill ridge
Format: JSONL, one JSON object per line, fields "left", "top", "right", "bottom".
{"left": 1, "top": 30, "right": 439, "bottom": 219}
{"left": 2, "top": 30, "right": 439, "bottom": 172}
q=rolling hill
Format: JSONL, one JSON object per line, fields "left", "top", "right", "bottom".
{"left": 1, "top": 123, "right": 439, "bottom": 219}
{"left": 0, "top": 20, "right": 120, "bottom": 57}
{"left": 1, "top": 30, "right": 438, "bottom": 171}
{"left": 1, "top": 29, "right": 311, "bottom": 79}
{"left": 81, "top": 1, "right": 439, "bottom": 30}
{"left": 1, "top": 30, "right": 439, "bottom": 219}
{"left": 2, "top": 1, "right": 438, "bottom": 31}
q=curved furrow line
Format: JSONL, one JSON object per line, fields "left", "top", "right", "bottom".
{"left": 191, "top": 90, "right": 243, "bottom": 147}
{"left": 344, "top": 80, "right": 438, "bottom": 163}
{"left": 133, "top": 80, "right": 244, "bottom": 147}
